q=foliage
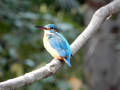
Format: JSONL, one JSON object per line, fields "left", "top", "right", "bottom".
{"left": 0, "top": 0, "right": 86, "bottom": 90}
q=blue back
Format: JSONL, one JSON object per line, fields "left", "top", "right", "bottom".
{"left": 48, "top": 32, "right": 71, "bottom": 66}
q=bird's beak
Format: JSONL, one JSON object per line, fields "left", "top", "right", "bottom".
{"left": 35, "top": 25, "right": 47, "bottom": 30}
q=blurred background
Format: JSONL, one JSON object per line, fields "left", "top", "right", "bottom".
{"left": 0, "top": 0, "right": 120, "bottom": 90}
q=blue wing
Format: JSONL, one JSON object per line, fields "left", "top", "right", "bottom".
{"left": 48, "top": 32, "right": 71, "bottom": 66}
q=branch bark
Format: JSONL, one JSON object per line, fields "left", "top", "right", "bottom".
{"left": 0, "top": 0, "right": 120, "bottom": 90}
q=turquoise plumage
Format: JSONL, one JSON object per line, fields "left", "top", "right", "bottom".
{"left": 36, "top": 24, "right": 72, "bottom": 67}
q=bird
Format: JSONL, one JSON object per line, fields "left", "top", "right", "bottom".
{"left": 36, "top": 24, "right": 72, "bottom": 67}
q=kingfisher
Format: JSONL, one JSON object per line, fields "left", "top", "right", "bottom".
{"left": 36, "top": 24, "right": 72, "bottom": 67}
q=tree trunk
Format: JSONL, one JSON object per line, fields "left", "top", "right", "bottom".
{"left": 84, "top": 7, "right": 120, "bottom": 90}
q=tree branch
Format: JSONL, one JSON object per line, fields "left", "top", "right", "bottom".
{"left": 0, "top": 0, "right": 120, "bottom": 90}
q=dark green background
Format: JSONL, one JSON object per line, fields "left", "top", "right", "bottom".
{"left": 0, "top": 0, "right": 86, "bottom": 90}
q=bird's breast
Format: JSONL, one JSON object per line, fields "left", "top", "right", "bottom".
{"left": 43, "top": 34, "right": 59, "bottom": 58}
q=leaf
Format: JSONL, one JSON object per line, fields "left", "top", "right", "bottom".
{"left": 10, "top": 63, "right": 24, "bottom": 76}
{"left": 69, "top": 76, "right": 83, "bottom": 90}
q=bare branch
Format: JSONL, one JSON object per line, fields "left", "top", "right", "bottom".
{"left": 0, "top": 0, "right": 120, "bottom": 90}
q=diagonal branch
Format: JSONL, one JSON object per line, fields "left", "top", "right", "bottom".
{"left": 0, "top": 0, "right": 120, "bottom": 90}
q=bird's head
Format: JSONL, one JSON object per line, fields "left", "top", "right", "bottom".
{"left": 36, "top": 24, "right": 58, "bottom": 33}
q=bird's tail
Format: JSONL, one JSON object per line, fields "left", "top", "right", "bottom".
{"left": 63, "top": 58, "right": 71, "bottom": 67}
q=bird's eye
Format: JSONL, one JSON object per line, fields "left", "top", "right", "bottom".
{"left": 50, "top": 27, "right": 54, "bottom": 29}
